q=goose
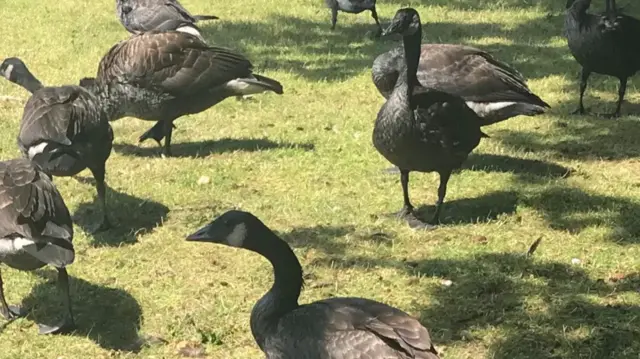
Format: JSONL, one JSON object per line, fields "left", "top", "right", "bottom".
{"left": 81, "top": 31, "right": 283, "bottom": 156}
{"left": 116, "top": 0, "right": 218, "bottom": 40}
{"left": 186, "top": 210, "right": 440, "bottom": 359}
{"left": 0, "top": 158, "right": 75, "bottom": 334}
{"left": 373, "top": 8, "right": 486, "bottom": 229}
{"left": 1, "top": 58, "right": 114, "bottom": 231}
{"left": 325, "top": 0, "right": 382, "bottom": 37}
{"left": 372, "top": 44, "right": 550, "bottom": 126}
{"left": 565, "top": 0, "right": 640, "bottom": 117}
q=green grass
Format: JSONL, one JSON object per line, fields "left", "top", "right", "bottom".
{"left": 1, "top": 0, "right": 640, "bottom": 358}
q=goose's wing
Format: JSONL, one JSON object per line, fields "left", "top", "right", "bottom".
{"left": 18, "top": 86, "right": 107, "bottom": 153}
{"left": 97, "top": 32, "right": 253, "bottom": 96}
{"left": 0, "top": 159, "right": 73, "bottom": 251}
{"left": 417, "top": 44, "right": 548, "bottom": 107}
{"left": 411, "top": 86, "right": 485, "bottom": 154}
{"left": 304, "top": 297, "right": 439, "bottom": 359}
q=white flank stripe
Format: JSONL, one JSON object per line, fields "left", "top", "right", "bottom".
{"left": 176, "top": 26, "right": 203, "bottom": 40}
{"left": 27, "top": 142, "right": 49, "bottom": 159}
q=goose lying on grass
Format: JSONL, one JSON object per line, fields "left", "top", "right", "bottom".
{"left": 187, "top": 210, "right": 440, "bottom": 359}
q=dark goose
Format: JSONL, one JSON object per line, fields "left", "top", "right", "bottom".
{"left": 81, "top": 31, "right": 283, "bottom": 156}
{"left": 373, "top": 8, "right": 486, "bottom": 229}
{"left": 187, "top": 210, "right": 440, "bottom": 359}
{"left": 0, "top": 159, "right": 75, "bottom": 334}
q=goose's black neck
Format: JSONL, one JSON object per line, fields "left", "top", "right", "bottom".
{"left": 402, "top": 22, "right": 422, "bottom": 94}
{"left": 567, "top": 0, "right": 592, "bottom": 16}
{"left": 249, "top": 230, "right": 303, "bottom": 349}
{"left": 15, "top": 71, "right": 43, "bottom": 94}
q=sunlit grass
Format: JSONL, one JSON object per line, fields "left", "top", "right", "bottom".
{"left": 0, "top": 0, "right": 639, "bottom": 358}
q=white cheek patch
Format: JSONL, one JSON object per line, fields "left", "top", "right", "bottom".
{"left": 2, "top": 64, "right": 14, "bottom": 79}
{"left": 227, "top": 223, "right": 247, "bottom": 247}
{"left": 27, "top": 142, "right": 49, "bottom": 159}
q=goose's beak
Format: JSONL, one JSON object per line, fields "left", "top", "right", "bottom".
{"left": 186, "top": 224, "right": 213, "bottom": 242}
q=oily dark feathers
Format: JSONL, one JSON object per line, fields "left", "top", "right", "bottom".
{"left": 0, "top": 159, "right": 73, "bottom": 248}
{"left": 374, "top": 44, "right": 548, "bottom": 107}
{"left": 416, "top": 45, "right": 547, "bottom": 106}
{"left": 96, "top": 31, "right": 254, "bottom": 96}
{"left": 315, "top": 297, "right": 439, "bottom": 358}
{"left": 411, "top": 87, "right": 485, "bottom": 154}
{"left": 117, "top": 0, "right": 217, "bottom": 33}
{"left": 18, "top": 86, "right": 109, "bottom": 157}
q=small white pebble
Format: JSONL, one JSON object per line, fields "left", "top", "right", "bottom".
{"left": 197, "top": 176, "right": 210, "bottom": 185}
{"left": 441, "top": 279, "right": 453, "bottom": 287}
{"left": 571, "top": 258, "right": 581, "bottom": 265}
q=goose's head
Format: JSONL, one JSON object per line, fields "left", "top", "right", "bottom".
{"left": 187, "top": 210, "right": 266, "bottom": 250}
{"left": 1, "top": 57, "right": 30, "bottom": 83}
{"left": 116, "top": 0, "right": 134, "bottom": 15}
{"left": 382, "top": 8, "right": 421, "bottom": 37}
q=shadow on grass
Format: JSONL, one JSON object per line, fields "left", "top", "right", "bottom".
{"left": 522, "top": 186, "right": 640, "bottom": 244}
{"left": 496, "top": 117, "right": 640, "bottom": 160}
{"left": 412, "top": 253, "right": 640, "bottom": 358}
{"left": 21, "top": 271, "right": 144, "bottom": 352}
{"left": 72, "top": 179, "right": 169, "bottom": 247}
{"left": 113, "top": 138, "right": 315, "bottom": 158}
{"left": 412, "top": 190, "right": 518, "bottom": 225}
{"left": 307, "top": 249, "right": 640, "bottom": 358}
{"left": 463, "top": 153, "right": 573, "bottom": 178}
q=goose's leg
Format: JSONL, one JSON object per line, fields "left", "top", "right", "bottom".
{"left": 89, "top": 163, "right": 111, "bottom": 232}
{"left": 162, "top": 120, "right": 175, "bottom": 157}
{"left": 38, "top": 268, "right": 75, "bottom": 335}
{"left": 371, "top": 7, "right": 382, "bottom": 38}
{"left": 571, "top": 68, "right": 591, "bottom": 115}
{"left": 430, "top": 170, "right": 452, "bottom": 224}
{"left": 0, "top": 270, "right": 25, "bottom": 320}
{"left": 601, "top": 77, "right": 627, "bottom": 118}
{"left": 397, "top": 170, "right": 435, "bottom": 230}
{"left": 330, "top": 6, "right": 338, "bottom": 30}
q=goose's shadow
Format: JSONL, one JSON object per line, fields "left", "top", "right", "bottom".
{"left": 72, "top": 178, "right": 170, "bottom": 247}
{"left": 411, "top": 253, "right": 640, "bottom": 358}
{"left": 19, "top": 271, "right": 145, "bottom": 352}
{"left": 113, "top": 138, "right": 315, "bottom": 158}
{"left": 384, "top": 154, "right": 573, "bottom": 180}
{"left": 496, "top": 117, "right": 640, "bottom": 161}
{"left": 521, "top": 186, "right": 640, "bottom": 244}
{"left": 462, "top": 153, "right": 574, "bottom": 179}
{"left": 412, "top": 190, "right": 518, "bottom": 225}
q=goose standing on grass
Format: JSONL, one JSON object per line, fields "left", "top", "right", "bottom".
{"left": 372, "top": 44, "right": 550, "bottom": 125}
{"left": 116, "top": 0, "right": 218, "bottom": 40}
{"left": 565, "top": 0, "right": 640, "bottom": 117}
{"left": 186, "top": 210, "right": 440, "bottom": 359}
{"left": 0, "top": 159, "right": 75, "bottom": 335}
{"left": 1, "top": 58, "right": 114, "bottom": 231}
{"left": 325, "top": 0, "right": 382, "bottom": 37}
{"left": 81, "top": 31, "right": 283, "bottom": 156}
{"left": 373, "top": 8, "right": 486, "bottom": 229}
